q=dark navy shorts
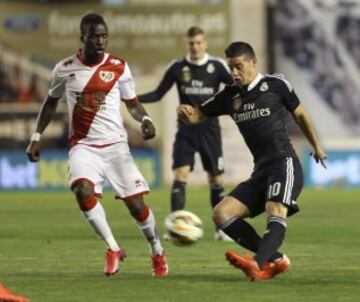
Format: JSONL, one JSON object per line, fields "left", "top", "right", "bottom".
{"left": 229, "top": 157, "right": 303, "bottom": 217}
{"left": 172, "top": 126, "right": 224, "bottom": 176}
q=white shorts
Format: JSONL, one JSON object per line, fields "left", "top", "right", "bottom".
{"left": 68, "top": 142, "right": 149, "bottom": 199}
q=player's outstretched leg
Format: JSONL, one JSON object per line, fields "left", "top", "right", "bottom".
{"left": 72, "top": 180, "right": 125, "bottom": 276}
{"left": 253, "top": 215, "right": 288, "bottom": 270}
{"left": 229, "top": 213, "right": 290, "bottom": 281}
{"left": 220, "top": 217, "right": 288, "bottom": 280}
{"left": 123, "top": 196, "right": 168, "bottom": 277}
{"left": 213, "top": 197, "right": 286, "bottom": 280}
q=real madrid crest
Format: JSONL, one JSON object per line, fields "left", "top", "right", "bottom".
{"left": 232, "top": 94, "right": 242, "bottom": 110}
{"left": 99, "top": 71, "right": 115, "bottom": 83}
{"left": 207, "top": 63, "right": 215, "bottom": 74}
{"left": 260, "top": 81, "right": 268, "bottom": 92}
{"left": 182, "top": 66, "right": 191, "bottom": 83}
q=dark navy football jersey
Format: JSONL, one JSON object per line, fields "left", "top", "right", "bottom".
{"left": 139, "top": 54, "right": 233, "bottom": 130}
{"left": 199, "top": 74, "right": 300, "bottom": 166}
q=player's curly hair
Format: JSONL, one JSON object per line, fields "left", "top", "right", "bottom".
{"left": 225, "top": 42, "right": 256, "bottom": 60}
{"left": 80, "top": 13, "right": 107, "bottom": 35}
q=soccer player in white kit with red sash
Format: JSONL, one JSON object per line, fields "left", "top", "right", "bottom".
{"left": 26, "top": 13, "right": 168, "bottom": 277}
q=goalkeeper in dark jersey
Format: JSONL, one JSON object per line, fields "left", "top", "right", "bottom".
{"left": 178, "top": 41, "right": 326, "bottom": 280}
{"left": 139, "top": 26, "right": 233, "bottom": 241}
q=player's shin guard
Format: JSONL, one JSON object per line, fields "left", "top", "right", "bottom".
{"left": 171, "top": 180, "right": 186, "bottom": 211}
{"left": 134, "top": 205, "right": 163, "bottom": 256}
{"left": 79, "top": 196, "right": 120, "bottom": 252}
{"left": 254, "top": 216, "right": 287, "bottom": 269}
{"left": 210, "top": 184, "right": 225, "bottom": 209}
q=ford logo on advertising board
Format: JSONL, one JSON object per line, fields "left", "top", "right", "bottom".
{"left": 4, "top": 14, "right": 41, "bottom": 32}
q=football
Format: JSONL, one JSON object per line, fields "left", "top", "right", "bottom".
{"left": 164, "top": 210, "right": 204, "bottom": 245}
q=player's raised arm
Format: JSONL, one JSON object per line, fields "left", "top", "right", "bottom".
{"left": 26, "top": 95, "right": 60, "bottom": 162}
{"left": 124, "top": 98, "right": 156, "bottom": 140}
{"left": 177, "top": 104, "right": 207, "bottom": 125}
{"left": 292, "top": 104, "right": 327, "bottom": 168}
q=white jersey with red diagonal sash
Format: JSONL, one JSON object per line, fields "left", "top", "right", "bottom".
{"left": 49, "top": 51, "right": 136, "bottom": 147}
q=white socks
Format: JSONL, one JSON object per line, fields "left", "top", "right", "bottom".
{"left": 82, "top": 202, "right": 120, "bottom": 252}
{"left": 135, "top": 210, "right": 163, "bottom": 256}
{"left": 82, "top": 202, "right": 163, "bottom": 256}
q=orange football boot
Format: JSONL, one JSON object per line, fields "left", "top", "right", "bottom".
{"left": 263, "top": 254, "right": 291, "bottom": 278}
{"left": 0, "top": 283, "right": 30, "bottom": 302}
{"left": 225, "top": 251, "right": 271, "bottom": 281}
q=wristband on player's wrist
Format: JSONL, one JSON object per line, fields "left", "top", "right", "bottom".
{"left": 141, "top": 116, "right": 152, "bottom": 123}
{"left": 30, "top": 132, "right": 41, "bottom": 142}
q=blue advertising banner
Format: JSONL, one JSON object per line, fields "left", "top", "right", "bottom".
{"left": 0, "top": 149, "right": 160, "bottom": 190}
{"left": 303, "top": 149, "right": 360, "bottom": 188}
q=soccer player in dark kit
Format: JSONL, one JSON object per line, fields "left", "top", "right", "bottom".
{"left": 139, "top": 26, "right": 234, "bottom": 240}
{"left": 178, "top": 41, "right": 327, "bottom": 281}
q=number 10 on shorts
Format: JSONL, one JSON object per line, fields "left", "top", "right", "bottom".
{"left": 268, "top": 182, "right": 281, "bottom": 199}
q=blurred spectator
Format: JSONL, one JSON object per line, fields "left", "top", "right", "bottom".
{"left": 337, "top": 15, "right": 360, "bottom": 67}
{"left": 275, "top": 0, "right": 360, "bottom": 133}
{"left": 0, "top": 44, "right": 50, "bottom": 104}
{"left": 0, "top": 61, "right": 19, "bottom": 103}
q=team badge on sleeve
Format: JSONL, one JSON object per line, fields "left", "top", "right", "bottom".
{"left": 99, "top": 71, "right": 115, "bottom": 83}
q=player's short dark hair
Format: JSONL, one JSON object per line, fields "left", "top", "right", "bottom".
{"left": 225, "top": 42, "right": 256, "bottom": 60}
{"left": 187, "top": 26, "right": 205, "bottom": 37}
{"left": 80, "top": 13, "right": 107, "bottom": 35}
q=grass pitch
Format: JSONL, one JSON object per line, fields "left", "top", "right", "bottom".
{"left": 0, "top": 188, "right": 360, "bottom": 302}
